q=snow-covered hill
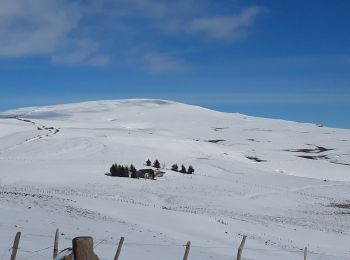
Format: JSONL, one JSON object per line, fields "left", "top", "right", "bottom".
{"left": 0, "top": 99, "right": 349, "bottom": 260}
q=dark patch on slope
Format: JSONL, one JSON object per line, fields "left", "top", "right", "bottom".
{"left": 328, "top": 202, "right": 350, "bottom": 214}
{"left": 206, "top": 139, "right": 226, "bottom": 144}
{"left": 285, "top": 145, "right": 333, "bottom": 154}
{"left": 213, "top": 127, "right": 228, "bottom": 131}
{"left": 330, "top": 161, "right": 350, "bottom": 166}
{"left": 297, "top": 155, "right": 329, "bottom": 160}
{"left": 246, "top": 156, "right": 267, "bottom": 162}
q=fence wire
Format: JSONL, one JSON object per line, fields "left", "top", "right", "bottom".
{"left": 3, "top": 231, "right": 350, "bottom": 260}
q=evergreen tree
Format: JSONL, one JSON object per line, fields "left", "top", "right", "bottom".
{"left": 109, "top": 164, "right": 134, "bottom": 177}
{"left": 146, "top": 159, "right": 152, "bottom": 166}
{"left": 130, "top": 164, "right": 137, "bottom": 178}
{"left": 153, "top": 159, "right": 160, "bottom": 169}
{"left": 110, "top": 164, "right": 118, "bottom": 176}
{"left": 171, "top": 164, "right": 178, "bottom": 172}
{"left": 130, "top": 164, "right": 137, "bottom": 174}
{"left": 180, "top": 164, "right": 187, "bottom": 173}
{"left": 122, "top": 166, "right": 129, "bottom": 177}
{"left": 117, "top": 165, "right": 123, "bottom": 177}
{"left": 187, "top": 165, "right": 195, "bottom": 174}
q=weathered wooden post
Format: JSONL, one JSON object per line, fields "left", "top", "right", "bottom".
{"left": 304, "top": 247, "right": 307, "bottom": 260}
{"left": 183, "top": 241, "right": 191, "bottom": 260}
{"left": 236, "top": 235, "right": 247, "bottom": 260}
{"left": 114, "top": 237, "right": 124, "bottom": 260}
{"left": 72, "top": 237, "right": 99, "bottom": 260}
{"left": 10, "top": 232, "right": 21, "bottom": 260}
{"left": 53, "top": 228, "right": 59, "bottom": 259}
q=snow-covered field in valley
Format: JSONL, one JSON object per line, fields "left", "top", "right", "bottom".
{"left": 0, "top": 99, "right": 349, "bottom": 260}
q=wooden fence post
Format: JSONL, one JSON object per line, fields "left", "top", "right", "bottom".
{"left": 53, "top": 228, "right": 59, "bottom": 259}
{"left": 236, "top": 235, "right": 247, "bottom": 260}
{"left": 72, "top": 237, "right": 99, "bottom": 260}
{"left": 183, "top": 241, "right": 191, "bottom": 260}
{"left": 304, "top": 247, "right": 307, "bottom": 260}
{"left": 10, "top": 232, "right": 21, "bottom": 260}
{"left": 114, "top": 237, "right": 124, "bottom": 260}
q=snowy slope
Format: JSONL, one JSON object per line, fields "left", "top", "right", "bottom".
{"left": 0, "top": 99, "right": 349, "bottom": 260}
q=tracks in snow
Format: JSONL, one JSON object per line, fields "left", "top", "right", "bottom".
{"left": 15, "top": 116, "right": 60, "bottom": 142}
{"left": 0, "top": 116, "right": 60, "bottom": 154}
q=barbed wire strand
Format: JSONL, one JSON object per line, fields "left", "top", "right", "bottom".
{"left": 94, "top": 239, "right": 107, "bottom": 249}
{"left": 19, "top": 245, "right": 53, "bottom": 254}
{"left": 17, "top": 245, "right": 53, "bottom": 260}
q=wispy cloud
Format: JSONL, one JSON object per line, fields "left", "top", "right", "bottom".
{"left": 0, "top": 0, "right": 109, "bottom": 66}
{"left": 52, "top": 39, "right": 110, "bottom": 66}
{"left": 0, "top": 0, "right": 266, "bottom": 70}
{"left": 186, "top": 6, "right": 266, "bottom": 40}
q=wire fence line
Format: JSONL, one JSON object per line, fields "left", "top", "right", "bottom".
{"left": 93, "top": 239, "right": 107, "bottom": 249}
{"left": 0, "top": 244, "right": 52, "bottom": 260}
{"left": 3, "top": 230, "right": 349, "bottom": 260}
{"left": 97, "top": 239, "right": 303, "bottom": 251}
{"left": 19, "top": 245, "right": 53, "bottom": 254}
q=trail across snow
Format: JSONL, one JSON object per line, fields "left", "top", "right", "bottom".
{"left": 0, "top": 99, "right": 349, "bottom": 260}
{"left": 0, "top": 115, "right": 59, "bottom": 155}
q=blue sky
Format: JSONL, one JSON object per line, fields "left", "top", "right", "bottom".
{"left": 0, "top": 0, "right": 349, "bottom": 128}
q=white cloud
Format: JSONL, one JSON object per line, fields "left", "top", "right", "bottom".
{"left": 0, "top": 0, "right": 266, "bottom": 69}
{"left": 186, "top": 6, "right": 266, "bottom": 39}
{"left": 0, "top": 0, "right": 79, "bottom": 56}
{"left": 0, "top": 0, "right": 109, "bottom": 65}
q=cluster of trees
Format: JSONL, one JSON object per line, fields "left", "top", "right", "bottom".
{"left": 109, "top": 159, "right": 195, "bottom": 179}
{"left": 110, "top": 164, "right": 137, "bottom": 178}
{"left": 146, "top": 159, "right": 161, "bottom": 168}
{"left": 145, "top": 159, "right": 195, "bottom": 174}
{"left": 171, "top": 164, "right": 195, "bottom": 174}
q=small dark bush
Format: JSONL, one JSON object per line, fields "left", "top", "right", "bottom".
{"left": 187, "top": 165, "right": 194, "bottom": 174}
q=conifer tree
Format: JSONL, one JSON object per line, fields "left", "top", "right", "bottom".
{"left": 180, "top": 164, "right": 187, "bottom": 173}
{"left": 110, "top": 164, "right": 118, "bottom": 176}
{"left": 146, "top": 159, "right": 152, "bottom": 166}
{"left": 187, "top": 165, "right": 195, "bottom": 174}
{"left": 171, "top": 164, "right": 178, "bottom": 172}
{"left": 130, "top": 164, "right": 137, "bottom": 174}
{"left": 122, "top": 166, "right": 129, "bottom": 177}
{"left": 117, "top": 165, "right": 123, "bottom": 177}
{"left": 153, "top": 159, "right": 160, "bottom": 169}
